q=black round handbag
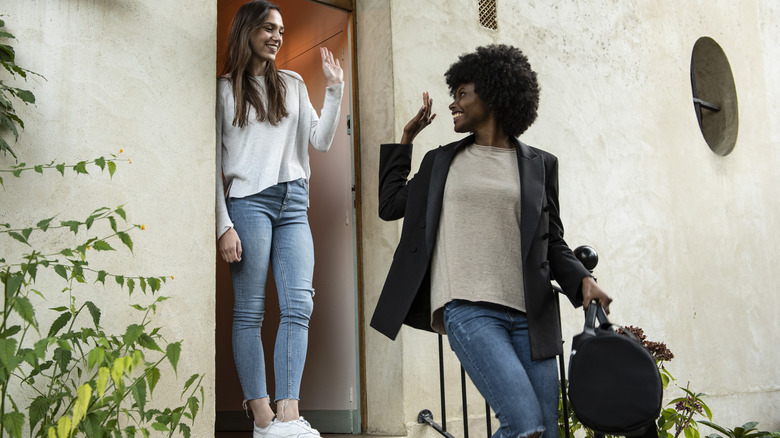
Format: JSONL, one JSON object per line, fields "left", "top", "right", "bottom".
{"left": 567, "top": 303, "right": 663, "bottom": 437}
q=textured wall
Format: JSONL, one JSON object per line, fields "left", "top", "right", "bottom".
{"left": 1, "top": 1, "right": 216, "bottom": 435}
{"left": 358, "top": 0, "right": 780, "bottom": 435}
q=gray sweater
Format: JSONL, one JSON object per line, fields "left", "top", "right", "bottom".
{"left": 430, "top": 144, "right": 526, "bottom": 333}
{"left": 216, "top": 70, "right": 344, "bottom": 238}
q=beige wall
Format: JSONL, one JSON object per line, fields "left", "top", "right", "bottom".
{"left": 1, "top": 1, "right": 216, "bottom": 436}
{"left": 358, "top": 0, "right": 780, "bottom": 436}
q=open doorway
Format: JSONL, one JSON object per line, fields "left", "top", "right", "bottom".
{"left": 215, "top": 0, "right": 359, "bottom": 433}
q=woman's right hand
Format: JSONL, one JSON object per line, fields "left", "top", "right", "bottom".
{"left": 400, "top": 92, "right": 436, "bottom": 144}
{"left": 219, "top": 228, "right": 242, "bottom": 263}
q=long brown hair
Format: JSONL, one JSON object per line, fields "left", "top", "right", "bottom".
{"left": 223, "top": 0, "right": 288, "bottom": 127}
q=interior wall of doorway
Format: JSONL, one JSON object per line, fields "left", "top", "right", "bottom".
{"left": 215, "top": 0, "right": 358, "bottom": 433}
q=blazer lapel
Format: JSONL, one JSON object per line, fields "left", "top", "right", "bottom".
{"left": 516, "top": 139, "right": 544, "bottom": 262}
{"left": 425, "top": 135, "right": 474, "bottom": 255}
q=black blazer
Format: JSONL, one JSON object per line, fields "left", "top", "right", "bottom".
{"left": 369, "top": 135, "right": 592, "bottom": 360}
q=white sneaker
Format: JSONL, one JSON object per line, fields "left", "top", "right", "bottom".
{"left": 253, "top": 420, "right": 274, "bottom": 438}
{"left": 258, "top": 417, "right": 320, "bottom": 438}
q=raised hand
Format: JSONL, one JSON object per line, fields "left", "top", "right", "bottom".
{"left": 400, "top": 91, "right": 436, "bottom": 144}
{"left": 320, "top": 47, "right": 343, "bottom": 86}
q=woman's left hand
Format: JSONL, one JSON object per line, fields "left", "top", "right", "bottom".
{"left": 320, "top": 47, "right": 343, "bottom": 86}
{"left": 581, "top": 276, "right": 613, "bottom": 314}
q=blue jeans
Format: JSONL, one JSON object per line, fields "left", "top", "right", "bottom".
{"left": 227, "top": 179, "right": 314, "bottom": 402}
{"left": 444, "top": 300, "right": 559, "bottom": 438}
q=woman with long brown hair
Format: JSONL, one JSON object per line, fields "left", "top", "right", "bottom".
{"left": 216, "top": 1, "right": 344, "bottom": 437}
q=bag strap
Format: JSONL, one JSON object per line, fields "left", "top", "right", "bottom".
{"left": 583, "top": 301, "right": 611, "bottom": 335}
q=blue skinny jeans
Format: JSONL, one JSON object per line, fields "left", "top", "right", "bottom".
{"left": 227, "top": 179, "right": 314, "bottom": 403}
{"left": 444, "top": 300, "right": 559, "bottom": 438}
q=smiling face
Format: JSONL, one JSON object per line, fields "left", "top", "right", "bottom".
{"left": 448, "top": 83, "right": 494, "bottom": 134}
{"left": 249, "top": 8, "right": 284, "bottom": 74}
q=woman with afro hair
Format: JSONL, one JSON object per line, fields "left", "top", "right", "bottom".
{"left": 370, "top": 44, "right": 612, "bottom": 438}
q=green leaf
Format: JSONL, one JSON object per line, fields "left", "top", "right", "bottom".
{"left": 74, "top": 160, "right": 88, "bottom": 174}
{"left": 61, "top": 220, "right": 80, "bottom": 234}
{"left": 91, "top": 240, "right": 115, "bottom": 251}
{"left": 123, "top": 324, "right": 144, "bottom": 346}
{"left": 115, "top": 206, "right": 127, "bottom": 221}
{"left": 183, "top": 374, "right": 200, "bottom": 393}
{"left": 187, "top": 396, "right": 200, "bottom": 419}
{"left": 107, "top": 160, "right": 116, "bottom": 177}
{"left": 8, "top": 231, "right": 29, "bottom": 245}
{"left": 60, "top": 248, "right": 74, "bottom": 257}
{"left": 25, "top": 261, "right": 38, "bottom": 281}
{"left": 137, "top": 334, "right": 162, "bottom": 352}
{"left": 132, "top": 378, "right": 148, "bottom": 415}
{"left": 2, "top": 411, "right": 24, "bottom": 438}
{"left": 87, "top": 346, "right": 105, "bottom": 370}
{"left": 29, "top": 396, "right": 50, "bottom": 430}
{"left": 96, "top": 270, "right": 107, "bottom": 284}
{"left": 118, "top": 231, "right": 133, "bottom": 252}
{"left": 127, "top": 278, "right": 135, "bottom": 295}
{"left": 146, "top": 366, "right": 161, "bottom": 393}
{"left": 108, "top": 215, "right": 117, "bottom": 232}
{"left": 81, "top": 412, "right": 106, "bottom": 438}
{"left": 34, "top": 164, "right": 43, "bottom": 174}
{"left": 15, "top": 88, "right": 34, "bottom": 103}
{"left": 11, "top": 295, "right": 35, "bottom": 325}
{"left": 4, "top": 271, "right": 24, "bottom": 298}
{"left": 140, "top": 276, "right": 147, "bottom": 293}
{"left": 148, "top": 277, "right": 161, "bottom": 292}
{"left": 1, "top": 325, "right": 21, "bottom": 338}
{"left": 95, "top": 156, "right": 106, "bottom": 170}
{"left": 85, "top": 301, "right": 101, "bottom": 327}
{"left": 36, "top": 217, "right": 55, "bottom": 231}
{"left": 166, "top": 342, "right": 181, "bottom": 374}
{"left": 115, "top": 275, "right": 125, "bottom": 287}
{"left": 53, "top": 346, "right": 72, "bottom": 373}
{"left": 56, "top": 163, "right": 65, "bottom": 175}
{"left": 701, "top": 401, "right": 713, "bottom": 420}
{"left": 54, "top": 264, "right": 68, "bottom": 280}
{"left": 48, "top": 312, "right": 71, "bottom": 337}
{"left": 0, "top": 338, "right": 22, "bottom": 371}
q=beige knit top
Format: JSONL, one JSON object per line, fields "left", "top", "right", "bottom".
{"left": 430, "top": 143, "right": 526, "bottom": 333}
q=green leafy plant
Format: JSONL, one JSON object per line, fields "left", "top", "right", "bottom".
{"left": 657, "top": 385, "right": 712, "bottom": 438}
{"left": 1, "top": 16, "right": 202, "bottom": 438}
{"left": 701, "top": 421, "right": 771, "bottom": 438}
{"left": 0, "top": 15, "right": 41, "bottom": 158}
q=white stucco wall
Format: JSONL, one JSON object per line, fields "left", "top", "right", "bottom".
{"left": 1, "top": 1, "right": 216, "bottom": 436}
{"left": 359, "top": 0, "right": 780, "bottom": 436}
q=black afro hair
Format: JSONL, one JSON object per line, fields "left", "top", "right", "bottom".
{"left": 444, "top": 44, "right": 540, "bottom": 137}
